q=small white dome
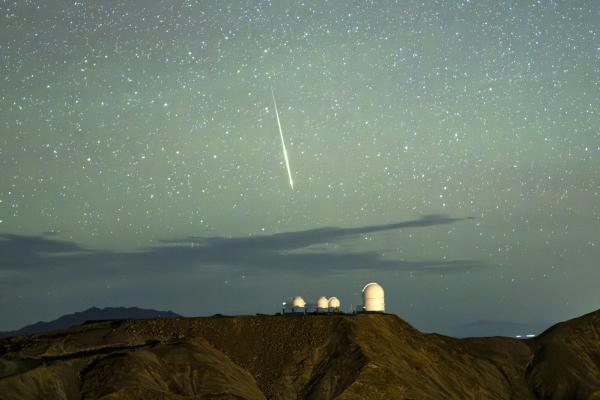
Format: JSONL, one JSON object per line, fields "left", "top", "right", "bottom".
{"left": 362, "top": 282, "right": 385, "bottom": 312}
{"left": 291, "top": 296, "right": 306, "bottom": 308}
{"left": 328, "top": 297, "right": 341, "bottom": 309}
{"left": 317, "top": 296, "right": 329, "bottom": 309}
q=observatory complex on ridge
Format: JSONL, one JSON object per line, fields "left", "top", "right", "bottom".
{"left": 282, "top": 282, "right": 385, "bottom": 314}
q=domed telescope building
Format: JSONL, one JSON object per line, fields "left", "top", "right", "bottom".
{"left": 362, "top": 282, "right": 385, "bottom": 312}
{"left": 328, "top": 297, "right": 341, "bottom": 313}
{"left": 281, "top": 296, "right": 306, "bottom": 314}
{"left": 316, "top": 296, "right": 329, "bottom": 313}
{"left": 282, "top": 295, "right": 342, "bottom": 314}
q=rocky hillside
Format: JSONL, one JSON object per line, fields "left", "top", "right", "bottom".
{"left": 0, "top": 311, "right": 599, "bottom": 399}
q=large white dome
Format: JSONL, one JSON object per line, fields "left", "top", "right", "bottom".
{"left": 362, "top": 282, "right": 385, "bottom": 312}
{"left": 291, "top": 296, "right": 306, "bottom": 308}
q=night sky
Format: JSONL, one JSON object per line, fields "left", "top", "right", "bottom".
{"left": 1, "top": 1, "right": 599, "bottom": 335}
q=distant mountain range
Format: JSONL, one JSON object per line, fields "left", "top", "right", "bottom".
{"left": 446, "top": 319, "right": 550, "bottom": 338}
{"left": 0, "top": 307, "right": 181, "bottom": 337}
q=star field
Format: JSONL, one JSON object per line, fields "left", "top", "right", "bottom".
{"left": 0, "top": 0, "right": 599, "bottom": 333}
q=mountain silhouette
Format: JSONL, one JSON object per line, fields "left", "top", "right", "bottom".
{"left": 0, "top": 306, "right": 181, "bottom": 338}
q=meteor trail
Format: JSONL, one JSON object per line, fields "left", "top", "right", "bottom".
{"left": 271, "top": 89, "right": 294, "bottom": 190}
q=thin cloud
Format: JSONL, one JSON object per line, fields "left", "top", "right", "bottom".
{"left": 0, "top": 215, "right": 485, "bottom": 274}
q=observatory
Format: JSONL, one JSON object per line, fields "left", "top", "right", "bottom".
{"left": 316, "top": 296, "right": 329, "bottom": 313}
{"left": 280, "top": 283, "right": 384, "bottom": 315}
{"left": 287, "top": 296, "right": 306, "bottom": 313}
{"left": 282, "top": 295, "right": 342, "bottom": 314}
{"left": 362, "top": 282, "right": 385, "bottom": 312}
{"left": 328, "top": 297, "right": 341, "bottom": 313}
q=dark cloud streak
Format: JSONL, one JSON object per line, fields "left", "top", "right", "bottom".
{"left": 0, "top": 215, "right": 485, "bottom": 274}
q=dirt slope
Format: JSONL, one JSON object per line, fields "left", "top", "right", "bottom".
{"left": 525, "top": 310, "right": 600, "bottom": 399}
{"left": 1, "top": 311, "right": 599, "bottom": 399}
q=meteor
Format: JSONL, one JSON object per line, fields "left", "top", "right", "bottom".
{"left": 271, "top": 89, "right": 294, "bottom": 190}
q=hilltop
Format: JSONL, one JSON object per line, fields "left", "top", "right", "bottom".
{"left": 0, "top": 310, "right": 599, "bottom": 399}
